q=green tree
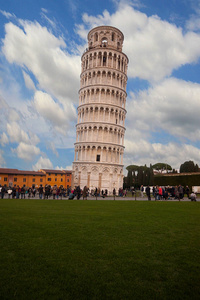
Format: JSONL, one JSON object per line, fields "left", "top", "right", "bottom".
{"left": 137, "top": 167, "right": 143, "bottom": 186}
{"left": 144, "top": 168, "right": 149, "bottom": 186}
{"left": 126, "top": 170, "right": 133, "bottom": 188}
{"left": 149, "top": 165, "right": 154, "bottom": 186}
{"left": 152, "top": 163, "right": 172, "bottom": 172}
{"left": 180, "top": 160, "right": 199, "bottom": 173}
{"left": 126, "top": 164, "right": 155, "bottom": 186}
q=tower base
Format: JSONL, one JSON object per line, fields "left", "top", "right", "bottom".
{"left": 72, "top": 162, "right": 124, "bottom": 195}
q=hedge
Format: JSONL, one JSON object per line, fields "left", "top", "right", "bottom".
{"left": 154, "top": 173, "right": 200, "bottom": 191}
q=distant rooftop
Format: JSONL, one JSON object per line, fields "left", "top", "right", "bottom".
{"left": 0, "top": 168, "right": 45, "bottom": 176}
{"left": 0, "top": 168, "right": 72, "bottom": 175}
{"left": 40, "top": 169, "right": 72, "bottom": 174}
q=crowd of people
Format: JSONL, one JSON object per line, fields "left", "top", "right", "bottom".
{"left": 0, "top": 184, "right": 198, "bottom": 201}
{"left": 0, "top": 184, "right": 72, "bottom": 200}
{"left": 0, "top": 184, "right": 128, "bottom": 200}
{"left": 139, "top": 185, "right": 197, "bottom": 201}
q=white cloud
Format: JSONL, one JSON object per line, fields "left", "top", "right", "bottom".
{"left": 77, "top": 3, "right": 200, "bottom": 82}
{"left": 40, "top": 12, "right": 57, "bottom": 30}
{"left": 34, "top": 90, "right": 76, "bottom": 134}
{"left": 34, "top": 91, "right": 66, "bottom": 124}
{"left": 0, "top": 132, "right": 9, "bottom": 146}
{"left": 65, "top": 164, "right": 72, "bottom": 170}
{"left": 55, "top": 164, "right": 72, "bottom": 170}
{"left": 0, "top": 150, "right": 6, "bottom": 167}
{"left": 0, "top": 10, "right": 16, "bottom": 19}
{"left": 6, "top": 120, "right": 40, "bottom": 143}
{"left": 29, "top": 131, "right": 40, "bottom": 145}
{"left": 46, "top": 141, "right": 59, "bottom": 157}
{"left": 124, "top": 140, "right": 200, "bottom": 170}
{"left": 2, "top": 21, "right": 80, "bottom": 103}
{"left": 22, "top": 70, "right": 36, "bottom": 91}
{"left": 7, "top": 122, "right": 30, "bottom": 144}
{"left": 186, "top": 15, "right": 200, "bottom": 31}
{"left": 32, "top": 156, "right": 53, "bottom": 171}
{"left": 126, "top": 78, "right": 200, "bottom": 141}
{"left": 7, "top": 109, "right": 20, "bottom": 122}
{"left": 0, "top": 94, "right": 9, "bottom": 109}
{"left": 186, "top": 1, "right": 200, "bottom": 31}
{"left": 13, "top": 142, "right": 40, "bottom": 161}
{"left": 41, "top": 8, "right": 48, "bottom": 14}
{"left": 2, "top": 19, "right": 79, "bottom": 139}
{"left": 55, "top": 166, "right": 64, "bottom": 170}
{"left": 123, "top": 77, "right": 200, "bottom": 169}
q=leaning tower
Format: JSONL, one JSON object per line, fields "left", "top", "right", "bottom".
{"left": 72, "top": 26, "right": 128, "bottom": 194}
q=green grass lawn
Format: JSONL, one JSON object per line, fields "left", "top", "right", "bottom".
{"left": 0, "top": 199, "right": 199, "bottom": 300}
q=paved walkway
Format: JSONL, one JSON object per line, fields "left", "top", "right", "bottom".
{"left": 77, "top": 196, "right": 199, "bottom": 201}
{"left": 2, "top": 195, "right": 199, "bottom": 201}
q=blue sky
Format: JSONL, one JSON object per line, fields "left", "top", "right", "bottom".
{"left": 0, "top": 0, "right": 200, "bottom": 172}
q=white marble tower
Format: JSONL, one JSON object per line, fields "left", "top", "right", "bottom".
{"left": 72, "top": 25, "right": 128, "bottom": 194}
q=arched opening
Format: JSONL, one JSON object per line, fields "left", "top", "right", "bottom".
{"left": 103, "top": 52, "right": 107, "bottom": 66}
{"left": 102, "top": 38, "right": 108, "bottom": 47}
{"left": 112, "top": 32, "right": 115, "bottom": 41}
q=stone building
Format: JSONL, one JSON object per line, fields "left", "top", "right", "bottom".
{"left": 72, "top": 25, "right": 128, "bottom": 194}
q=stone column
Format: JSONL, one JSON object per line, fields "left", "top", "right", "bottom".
{"left": 87, "top": 172, "right": 90, "bottom": 187}
{"left": 99, "top": 173, "right": 102, "bottom": 190}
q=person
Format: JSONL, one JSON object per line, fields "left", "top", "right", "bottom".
{"left": 186, "top": 186, "right": 190, "bottom": 199}
{"left": 32, "top": 186, "right": 36, "bottom": 198}
{"left": 68, "top": 191, "right": 74, "bottom": 199}
{"left": 52, "top": 185, "right": 57, "bottom": 199}
{"left": 56, "top": 187, "right": 60, "bottom": 199}
{"left": 21, "top": 186, "right": 25, "bottom": 199}
{"left": 38, "top": 185, "right": 43, "bottom": 199}
{"left": 94, "top": 187, "right": 98, "bottom": 197}
{"left": 174, "top": 186, "right": 180, "bottom": 200}
{"left": 1, "top": 185, "right": 6, "bottom": 199}
{"left": 155, "top": 186, "right": 159, "bottom": 200}
{"left": 158, "top": 186, "right": 163, "bottom": 200}
{"left": 12, "top": 186, "right": 16, "bottom": 198}
{"left": 190, "top": 191, "right": 197, "bottom": 201}
{"left": 0, "top": 185, "right": 2, "bottom": 198}
{"left": 28, "top": 187, "right": 32, "bottom": 198}
{"left": 44, "top": 185, "right": 49, "bottom": 199}
{"left": 171, "top": 186, "right": 175, "bottom": 198}
{"left": 60, "top": 186, "right": 64, "bottom": 199}
{"left": 83, "top": 186, "right": 88, "bottom": 200}
{"left": 178, "top": 185, "right": 184, "bottom": 200}
{"left": 118, "top": 188, "right": 123, "bottom": 197}
{"left": 145, "top": 185, "right": 151, "bottom": 201}
{"left": 152, "top": 186, "right": 155, "bottom": 197}
{"left": 166, "top": 186, "right": 171, "bottom": 199}
{"left": 67, "top": 187, "right": 71, "bottom": 197}
{"left": 8, "top": 186, "right": 12, "bottom": 198}
{"left": 16, "top": 185, "right": 20, "bottom": 199}
{"left": 101, "top": 189, "right": 105, "bottom": 198}
{"left": 140, "top": 185, "right": 144, "bottom": 197}
{"left": 76, "top": 186, "right": 81, "bottom": 199}
{"left": 163, "top": 188, "right": 169, "bottom": 200}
